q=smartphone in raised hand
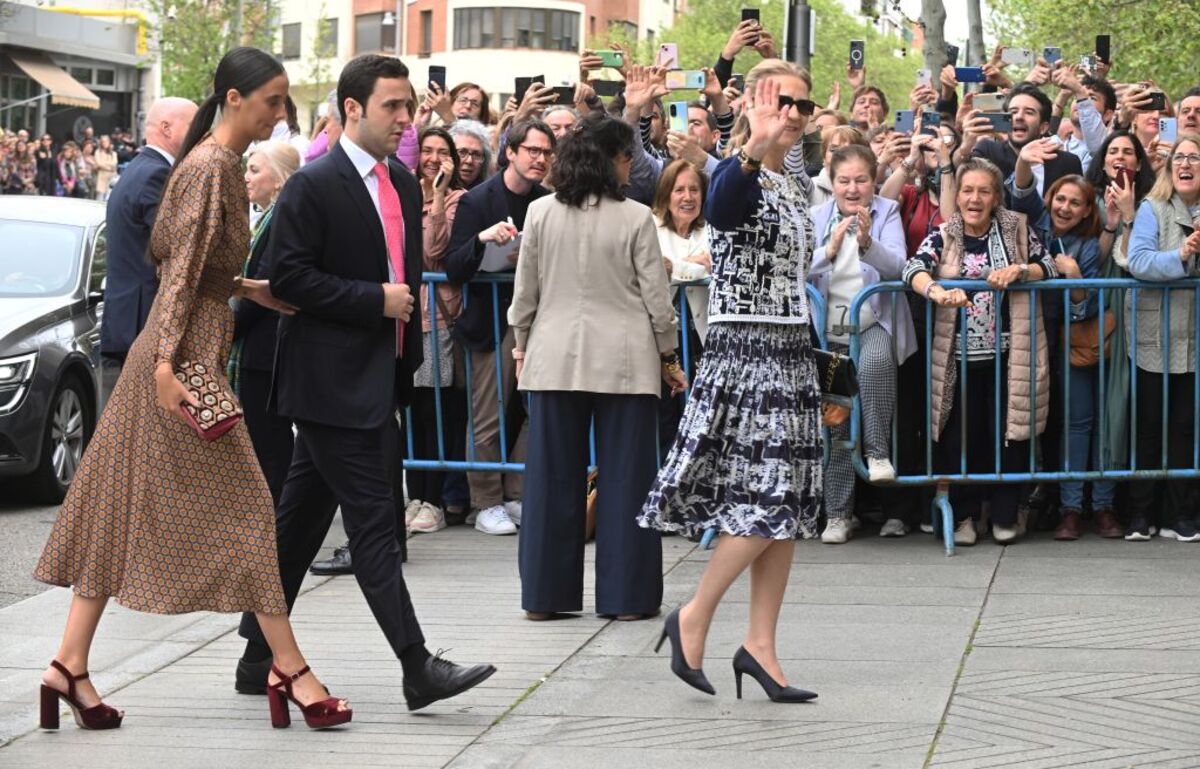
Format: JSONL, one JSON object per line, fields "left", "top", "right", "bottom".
{"left": 1043, "top": 46, "right": 1063, "bottom": 66}
{"left": 597, "top": 50, "right": 624, "bottom": 68}
{"left": 916, "top": 69, "right": 933, "bottom": 89}
{"left": 740, "top": 8, "right": 761, "bottom": 44}
{"left": 955, "top": 67, "right": 986, "bottom": 83}
{"left": 665, "top": 70, "right": 706, "bottom": 91}
{"left": 1160, "top": 117, "right": 1179, "bottom": 143}
{"left": 657, "top": 43, "right": 679, "bottom": 69}
{"left": 894, "top": 110, "right": 915, "bottom": 134}
{"left": 514, "top": 75, "right": 544, "bottom": 104}
{"left": 668, "top": 101, "right": 689, "bottom": 134}
{"left": 1095, "top": 34, "right": 1111, "bottom": 64}
{"left": 428, "top": 66, "right": 447, "bottom": 92}
{"left": 849, "top": 40, "right": 866, "bottom": 70}
{"left": 1000, "top": 47, "right": 1035, "bottom": 68}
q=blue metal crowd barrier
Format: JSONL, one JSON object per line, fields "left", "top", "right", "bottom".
{"left": 402, "top": 272, "right": 827, "bottom": 476}
{"left": 846, "top": 278, "right": 1200, "bottom": 555}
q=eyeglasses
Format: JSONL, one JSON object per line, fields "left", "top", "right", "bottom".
{"left": 778, "top": 96, "right": 816, "bottom": 116}
{"left": 519, "top": 145, "right": 554, "bottom": 160}
{"left": 458, "top": 149, "right": 485, "bottom": 161}
{"left": 1171, "top": 153, "right": 1200, "bottom": 166}
{"left": 455, "top": 96, "right": 482, "bottom": 109}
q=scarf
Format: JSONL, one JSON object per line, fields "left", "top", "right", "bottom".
{"left": 226, "top": 204, "right": 274, "bottom": 396}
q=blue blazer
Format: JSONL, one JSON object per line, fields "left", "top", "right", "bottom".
{"left": 99, "top": 146, "right": 171, "bottom": 355}
{"left": 445, "top": 171, "right": 549, "bottom": 352}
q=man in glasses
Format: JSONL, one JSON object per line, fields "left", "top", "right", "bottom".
{"left": 445, "top": 120, "right": 556, "bottom": 536}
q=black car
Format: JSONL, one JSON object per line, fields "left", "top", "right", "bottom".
{"left": 0, "top": 197, "right": 106, "bottom": 502}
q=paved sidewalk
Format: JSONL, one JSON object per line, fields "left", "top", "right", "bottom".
{"left": 2, "top": 522, "right": 1198, "bottom": 769}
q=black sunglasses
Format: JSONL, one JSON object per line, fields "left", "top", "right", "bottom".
{"left": 778, "top": 96, "right": 816, "bottom": 116}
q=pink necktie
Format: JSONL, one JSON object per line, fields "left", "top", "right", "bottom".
{"left": 374, "top": 162, "right": 406, "bottom": 357}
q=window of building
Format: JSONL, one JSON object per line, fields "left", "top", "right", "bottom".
{"left": 0, "top": 73, "right": 33, "bottom": 131}
{"left": 609, "top": 20, "right": 636, "bottom": 39}
{"left": 317, "top": 18, "right": 339, "bottom": 57}
{"left": 281, "top": 23, "right": 302, "bottom": 59}
{"left": 420, "top": 10, "right": 433, "bottom": 53}
{"left": 453, "top": 8, "right": 580, "bottom": 51}
{"left": 355, "top": 12, "right": 395, "bottom": 54}
{"left": 69, "top": 67, "right": 92, "bottom": 84}
{"left": 94, "top": 69, "right": 116, "bottom": 87}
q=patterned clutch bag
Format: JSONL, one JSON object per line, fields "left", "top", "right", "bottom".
{"left": 174, "top": 360, "right": 242, "bottom": 441}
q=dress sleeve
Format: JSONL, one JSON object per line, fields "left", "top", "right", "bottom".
{"left": 904, "top": 231, "right": 943, "bottom": 287}
{"left": 155, "top": 161, "right": 225, "bottom": 365}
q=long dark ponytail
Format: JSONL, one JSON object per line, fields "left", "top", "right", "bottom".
{"left": 176, "top": 46, "right": 284, "bottom": 166}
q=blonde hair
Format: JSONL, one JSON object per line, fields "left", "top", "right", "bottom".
{"left": 1148, "top": 134, "right": 1200, "bottom": 202}
{"left": 821, "top": 125, "right": 865, "bottom": 160}
{"left": 249, "top": 141, "right": 300, "bottom": 195}
{"left": 727, "top": 59, "right": 813, "bottom": 156}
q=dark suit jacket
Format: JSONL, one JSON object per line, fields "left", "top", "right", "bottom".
{"left": 972, "top": 138, "right": 1083, "bottom": 199}
{"left": 231, "top": 213, "right": 278, "bottom": 372}
{"left": 444, "top": 171, "right": 549, "bottom": 352}
{"left": 99, "top": 146, "right": 170, "bottom": 355}
{"left": 268, "top": 141, "right": 424, "bottom": 430}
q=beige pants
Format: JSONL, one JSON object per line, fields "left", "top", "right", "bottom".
{"left": 467, "top": 327, "right": 525, "bottom": 507}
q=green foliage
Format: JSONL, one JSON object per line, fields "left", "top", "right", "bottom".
{"left": 588, "top": 0, "right": 921, "bottom": 115}
{"left": 989, "top": 0, "right": 1200, "bottom": 98}
{"left": 149, "top": 0, "right": 277, "bottom": 103}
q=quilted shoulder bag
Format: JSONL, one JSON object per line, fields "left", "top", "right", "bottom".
{"left": 175, "top": 360, "right": 243, "bottom": 441}
{"left": 812, "top": 348, "right": 859, "bottom": 407}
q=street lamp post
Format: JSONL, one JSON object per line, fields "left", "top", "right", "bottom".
{"left": 785, "top": 0, "right": 813, "bottom": 70}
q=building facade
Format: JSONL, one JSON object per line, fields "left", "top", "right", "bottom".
{"left": 276, "top": 0, "right": 685, "bottom": 129}
{"left": 0, "top": 0, "right": 159, "bottom": 141}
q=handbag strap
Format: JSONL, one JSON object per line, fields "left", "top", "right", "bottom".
{"left": 430, "top": 284, "right": 456, "bottom": 328}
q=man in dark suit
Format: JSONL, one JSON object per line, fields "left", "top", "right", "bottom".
{"left": 444, "top": 120, "right": 553, "bottom": 536}
{"left": 98, "top": 97, "right": 196, "bottom": 405}
{"left": 236, "top": 54, "right": 495, "bottom": 710}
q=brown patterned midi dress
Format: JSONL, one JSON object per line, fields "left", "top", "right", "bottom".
{"left": 34, "top": 141, "right": 287, "bottom": 616}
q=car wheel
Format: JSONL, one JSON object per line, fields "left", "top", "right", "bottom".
{"left": 27, "top": 374, "right": 93, "bottom": 504}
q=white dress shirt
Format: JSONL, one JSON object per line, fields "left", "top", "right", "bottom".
{"left": 339, "top": 134, "right": 397, "bottom": 281}
{"left": 144, "top": 144, "right": 176, "bottom": 167}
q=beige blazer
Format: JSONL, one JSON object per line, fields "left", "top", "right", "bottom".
{"left": 508, "top": 193, "right": 678, "bottom": 396}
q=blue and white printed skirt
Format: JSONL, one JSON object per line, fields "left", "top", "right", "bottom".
{"left": 639, "top": 321, "right": 823, "bottom": 540}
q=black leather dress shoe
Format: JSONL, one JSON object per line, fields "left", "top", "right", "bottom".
{"left": 403, "top": 654, "right": 497, "bottom": 711}
{"left": 235, "top": 656, "right": 272, "bottom": 695}
{"left": 309, "top": 543, "right": 353, "bottom": 575}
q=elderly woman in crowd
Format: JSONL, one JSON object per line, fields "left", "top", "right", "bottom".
{"left": 809, "top": 144, "right": 914, "bottom": 543}
{"left": 229, "top": 140, "right": 301, "bottom": 504}
{"left": 1123, "top": 135, "right": 1200, "bottom": 543}
{"left": 903, "top": 157, "right": 1058, "bottom": 546}
{"left": 404, "top": 126, "right": 470, "bottom": 534}
{"left": 448, "top": 119, "right": 492, "bottom": 189}
{"left": 509, "top": 113, "right": 684, "bottom": 623}
{"left": 810, "top": 125, "right": 865, "bottom": 207}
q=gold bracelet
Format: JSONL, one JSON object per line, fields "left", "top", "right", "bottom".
{"left": 662, "top": 361, "right": 682, "bottom": 375}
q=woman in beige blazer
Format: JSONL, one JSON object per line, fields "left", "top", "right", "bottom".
{"left": 508, "top": 113, "right": 687, "bottom": 622}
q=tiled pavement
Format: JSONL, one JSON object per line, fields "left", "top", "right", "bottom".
{"left": 2, "top": 521, "right": 1198, "bottom": 769}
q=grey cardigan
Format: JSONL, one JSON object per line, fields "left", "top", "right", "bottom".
{"left": 1126, "top": 195, "right": 1200, "bottom": 374}
{"left": 508, "top": 193, "right": 678, "bottom": 396}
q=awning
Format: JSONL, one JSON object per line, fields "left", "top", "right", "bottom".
{"left": 6, "top": 50, "right": 100, "bottom": 110}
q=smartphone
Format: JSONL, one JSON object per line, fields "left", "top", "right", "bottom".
{"left": 982, "top": 112, "right": 1013, "bottom": 134}
{"left": 591, "top": 79, "right": 623, "bottom": 98}
{"left": 955, "top": 67, "right": 986, "bottom": 83}
{"left": 657, "top": 43, "right": 679, "bottom": 69}
{"left": 740, "top": 7, "right": 761, "bottom": 42}
{"left": 428, "top": 66, "right": 447, "bottom": 92}
{"left": 916, "top": 69, "right": 933, "bottom": 89}
{"left": 668, "top": 101, "right": 689, "bottom": 134}
{"left": 1043, "top": 46, "right": 1063, "bottom": 66}
{"left": 729, "top": 74, "right": 745, "bottom": 93}
{"left": 665, "top": 70, "right": 706, "bottom": 90}
{"left": 894, "top": 109, "right": 915, "bottom": 134}
{"left": 432, "top": 169, "right": 445, "bottom": 189}
{"left": 1115, "top": 167, "right": 1134, "bottom": 190}
{"left": 597, "top": 50, "right": 623, "bottom": 68}
{"left": 514, "top": 75, "right": 544, "bottom": 104}
{"left": 1080, "top": 55, "right": 1096, "bottom": 73}
{"left": 920, "top": 110, "right": 942, "bottom": 132}
{"left": 974, "top": 92, "right": 1006, "bottom": 112}
{"left": 1000, "top": 47, "right": 1035, "bottom": 68}
{"left": 551, "top": 85, "right": 576, "bottom": 106}
{"left": 945, "top": 43, "right": 960, "bottom": 66}
{"left": 849, "top": 40, "right": 866, "bottom": 70}
{"left": 1145, "top": 92, "right": 1168, "bottom": 111}
{"left": 1095, "top": 34, "right": 1111, "bottom": 64}
{"left": 1160, "top": 117, "right": 1179, "bottom": 143}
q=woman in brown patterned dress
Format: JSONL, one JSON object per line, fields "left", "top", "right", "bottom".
{"left": 34, "top": 48, "right": 351, "bottom": 731}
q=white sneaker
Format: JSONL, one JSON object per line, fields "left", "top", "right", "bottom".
{"left": 920, "top": 521, "right": 935, "bottom": 534}
{"left": 953, "top": 518, "right": 977, "bottom": 546}
{"left": 879, "top": 518, "right": 909, "bottom": 537}
{"left": 475, "top": 504, "right": 517, "bottom": 535}
{"left": 821, "top": 518, "right": 853, "bottom": 544}
{"left": 992, "top": 522, "right": 1023, "bottom": 544}
{"left": 405, "top": 499, "right": 424, "bottom": 529}
{"left": 409, "top": 503, "right": 446, "bottom": 534}
{"left": 503, "top": 499, "right": 523, "bottom": 526}
{"left": 867, "top": 457, "right": 896, "bottom": 482}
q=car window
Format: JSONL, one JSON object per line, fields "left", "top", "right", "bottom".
{"left": 0, "top": 220, "right": 83, "bottom": 297}
{"left": 89, "top": 226, "right": 107, "bottom": 295}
